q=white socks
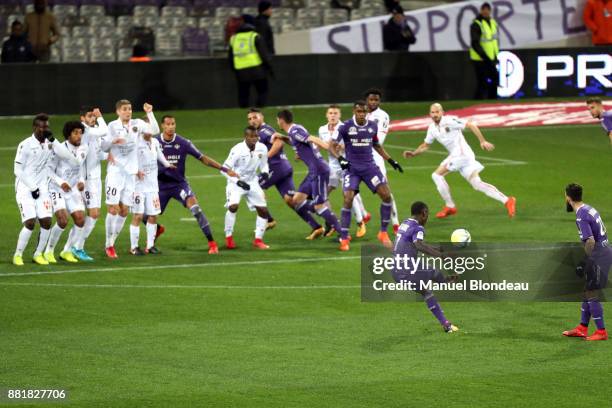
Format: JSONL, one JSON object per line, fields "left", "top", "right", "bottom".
{"left": 105, "top": 213, "right": 116, "bottom": 248}
{"left": 45, "top": 224, "right": 64, "bottom": 254}
{"left": 114, "top": 215, "right": 127, "bottom": 245}
{"left": 255, "top": 216, "right": 267, "bottom": 240}
{"left": 390, "top": 193, "right": 399, "bottom": 225}
{"left": 79, "top": 216, "right": 97, "bottom": 250}
{"left": 432, "top": 173, "right": 455, "bottom": 208}
{"left": 353, "top": 193, "right": 367, "bottom": 215}
{"left": 469, "top": 176, "right": 508, "bottom": 204}
{"left": 130, "top": 224, "right": 140, "bottom": 250}
{"left": 146, "top": 223, "right": 156, "bottom": 249}
{"left": 225, "top": 210, "right": 236, "bottom": 237}
{"left": 63, "top": 225, "right": 83, "bottom": 253}
{"left": 15, "top": 227, "right": 33, "bottom": 257}
{"left": 352, "top": 199, "right": 363, "bottom": 223}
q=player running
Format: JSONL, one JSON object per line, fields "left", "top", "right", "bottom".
{"left": 102, "top": 100, "right": 159, "bottom": 259}
{"left": 563, "top": 183, "right": 611, "bottom": 341}
{"left": 318, "top": 104, "right": 368, "bottom": 238}
{"left": 44, "top": 121, "right": 89, "bottom": 264}
{"left": 365, "top": 88, "right": 399, "bottom": 233}
{"left": 276, "top": 109, "right": 342, "bottom": 241}
{"left": 392, "top": 201, "right": 459, "bottom": 333}
{"left": 12, "top": 114, "right": 79, "bottom": 266}
{"left": 129, "top": 126, "right": 175, "bottom": 255}
{"left": 222, "top": 126, "right": 273, "bottom": 249}
{"left": 247, "top": 108, "right": 320, "bottom": 232}
{"left": 330, "top": 101, "right": 403, "bottom": 251}
{"left": 585, "top": 97, "right": 612, "bottom": 144}
{"left": 403, "top": 103, "right": 516, "bottom": 219}
{"left": 153, "top": 115, "right": 237, "bottom": 254}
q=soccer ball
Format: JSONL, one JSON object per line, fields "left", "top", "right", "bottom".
{"left": 450, "top": 229, "right": 471, "bottom": 247}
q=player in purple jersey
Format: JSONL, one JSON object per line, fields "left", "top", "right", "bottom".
{"left": 586, "top": 97, "right": 612, "bottom": 144}
{"left": 330, "top": 101, "right": 403, "bottom": 252}
{"left": 152, "top": 115, "right": 238, "bottom": 255}
{"left": 276, "top": 109, "right": 342, "bottom": 242}
{"left": 563, "top": 184, "right": 611, "bottom": 341}
{"left": 393, "top": 201, "right": 459, "bottom": 333}
{"left": 247, "top": 108, "right": 322, "bottom": 233}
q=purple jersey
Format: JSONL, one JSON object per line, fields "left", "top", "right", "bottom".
{"left": 155, "top": 134, "right": 203, "bottom": 185}
{"left": 576, "top": 204, "right": 608, "bottom": 244}
{"left": 334, "top": 117, "right": 379, "bottom": 171}
{"left": 393, "top": 218, "right": 426, "bottom": 259}
{"left": 287, "top": 124, "right": 329, "bottom": 174}
{"left": 257, "top": 123, "right": 292, "bottom": 173}
{"left": 600, "top": 111, "right": 612, "bottom": 134}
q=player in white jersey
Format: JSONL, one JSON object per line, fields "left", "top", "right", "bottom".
{"left": 129, "top": 128, "right": 175, "bottom": 255}
{"left": 403, "top": 103, "right": 516, "bottom": 218}
{"left": 318, "top": 104, "right": 368, "bottom": 238}
{"left": 223, "top": 126, "right": 272, "bottom": 250}
{"left": 365, "top": 88, "right": 399, "bottom": 232}
{"left": 13, "top": 114, "right": 80, "bottom": 266}
{"left": 101, "top": 99, "right": 159, "bottom": 259}
{"left": 44, "top": 121, "right": 89, "bottom": 264}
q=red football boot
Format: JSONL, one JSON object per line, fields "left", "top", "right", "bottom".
{"left": 436, "top": 206, "right": 457, "bottom": 219}
{"left": 562, "top": 324, "right": 588, "bottom": 338}
{"left": 208, "top": 241, "right": 219, "bottom": 254}
{"left": 393, "top": 224, "right": 400, "bottom": 234}
{"left": 154, "top": 224, "right": 165, "bottom": 243}
{"left": 377, "top": 231, "right": 392, "bottom": 248}
{"left": 363, "top": 212, "right": 372, "bottom": 224}
{"left": 253, "top": 238, "right": 270, "bottom": 249}
{"left": 505, "top": 196, "right": 516, "bottom": 218}
{"left": 225, "top": 236, "right": 236, "bottom": 250}
{"left": 586, "top": 329, "right": 608, "bottom": 341}
{"left": 339, "top": 239, "right": 350, "bottom": 252}
{"left": 105, "top": 246, "right": 118, "bottom": 259}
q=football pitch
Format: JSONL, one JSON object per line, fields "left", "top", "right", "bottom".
{"left": 1, "top": 100, "right": 611, "bottom": 407}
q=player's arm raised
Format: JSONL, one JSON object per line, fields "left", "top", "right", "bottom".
{"left": 466, "top": 120, "right": 494, "bottom": 151}
{"left": 143, "top": 103, "right": 160, "bottom": 135}
{"left": 87, "top": 109, "right": 108, "bottom": 138}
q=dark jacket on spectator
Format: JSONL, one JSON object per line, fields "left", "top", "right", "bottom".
{"left": 1, "top": 33, "right": 35, "bottom": 63}
{"left": 383, "top": 16, "right": 416, "bottom": 51}
{"left": 255, "top": 14, "right": 275, "bottom": 55}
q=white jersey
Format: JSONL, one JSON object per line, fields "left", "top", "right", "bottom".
{"left": 425, "top": 115, "right": 474, "bottom": 158}
{"left": 14, "top": 134, "right": 78, "bottom": 191}
{"left": 136, "top": 137, "right": 171, "bottom": 193}
{"left": 82, "top": 117, "right": 108, "bottom": 181}
{"left": 223, "top": 141, "right": 269, "bottom": 183}
{"left": 318, "top": 122, "right": 343, "bottom": 172}
{"left": 366, "top": 107, "right": 390, "bottom": 145}
{"left": 104, "top": 112, "right": 159, "bottom": 176}
{"left": 48, "top": 141, "right": 88, "bottom": 193}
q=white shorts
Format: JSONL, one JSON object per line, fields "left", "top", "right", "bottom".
{"left": 83, "top": 177, "right": 102, "bottom": 209}
{"left": 374, "top": 151, "right": 387, "bottom": 177}
{"left": 132, "top": 191, "right": 161, "bottom": 216}
{"left": 225, "top": 180, "right": 266, "bottom": 211}
{"left": 105, "top": 170, "right": 135, "bottom": 206}
{"left": 329, "top": 167, "right": 344, "bottom": 189}
{"left": 15, "top": 183, "right": 52, "bottom": 223}
{"left": 441, "top": 155, "right": 484, "bottom": 180}
{"left": 50, "top": 189, "right": 85, "bottom": 214}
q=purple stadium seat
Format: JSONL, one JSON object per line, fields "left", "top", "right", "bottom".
{"left": 81, "top": 0, "right": 106, "bottom": 5}
{"left": 166, "top": 0, "right": 192, "bottom": 6}
{"left": 182, "top": 26, "right": 209, "bottom": 55}
{"left": 107, "top": 0, "right": 133, "bottom": 16}
{"left": 51, "top": 0, "right": 80, "bottom": 5}
{"left": 133, "top": 0, "right": 160, "bottom": 5}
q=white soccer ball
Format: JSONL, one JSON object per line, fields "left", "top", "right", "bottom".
{"left": 450, "top": 228, "right": 471, "bottom": 247}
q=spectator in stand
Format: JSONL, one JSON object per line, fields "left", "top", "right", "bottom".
{"left": 382, "top": 6, "right": 416, "bottom": 51}
{"left": 129, "top": 44, "right": 152, "bottom": 62}
{"left": 583, "top": 0, "right": 612, "bottom": 46}
{"left": 469, "top": 2, "right": 499, "bottom": 99}
{"left": 255, "top": 1, "right": 275, "bottom": 55}
{"left": 2, "top": 21, "right": 36, "bottom": 63}
{"left": 23, "top": 0, "right": 60, "bottom": 62}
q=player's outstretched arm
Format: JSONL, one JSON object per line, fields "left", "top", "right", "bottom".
{"left": 374, "top": 145, "right": 403, "bottom": 173}
{"left": 414, "top": 240, "right": 443, "bottom": 258}
{"left": 202, "top": 154, "right": 238, "bottom": 178}
{"left": 403, "top": 142, "right": 430, "bottom": 158}
{"left": 307, "top": 135, "right": 329, "bottom": 151}
{"left": 466, "top": 121, "right": 494, "bottom": 151}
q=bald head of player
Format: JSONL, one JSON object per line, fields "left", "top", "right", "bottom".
{"left": 244, "top": 126, "right": 259, "bottom": 151}
{"left": 353, "top": 101, "right": 368, "bottom": 125}
{"left": 411, "top": 201, "right": 429, "bottom": 226}
{"left": 365, "top": 88, "right": 382, "bottom": 113}
{"left": 62, "top": 121, "right": 85, "bottom": 147}
{"left": 429, "top": 103, "right": 444, "bottom": 124}
{"left": 247, "top": 108, "right": 264, "bottom": 129}
{"left": 586, "top": 97, "right": 605, "bottom": 119}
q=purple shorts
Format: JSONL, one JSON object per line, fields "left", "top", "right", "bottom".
{"left": 260, "top": 167, "right": 295, "bottom": 198}
{"left": 298, "top": 171, "right": 329, "bottom": 205}
{"left": 392, "top": 268, "right": 446, "bottom": 296}
{"left": 158, "top": 181, "right": 195, "bottom": 213}
{"left": 343, "top": 165, "right": 387, "bottom": 193}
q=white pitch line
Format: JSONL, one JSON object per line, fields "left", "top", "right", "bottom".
{"left": 384, "top": 144, "right": 526, "bottom": 165}
{"left": 0, "top": 282, "right": 360, "bottom": 289}
{"left": 0, "top": 255, "right": 361, "bottom": 278}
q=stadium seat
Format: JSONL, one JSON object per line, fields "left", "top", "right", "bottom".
{"left": 97, "top": 26, "right": 117, "bottom": 38}
{"left": 117, "top": 47, "right": 132, "bottom": 60}
{"left": 90, "top": 46, "right": 116, "bottom": 62}
{"left": 89, "top": 15, "right": 116, "bottom": 27}
{"left": 52, "top": 4, "right": 78, "bottom": 20}
{"left": 133, "top": 5, "right": 159, "bottom": 18}
{"left": 281, "top": 0, "right": 305, "bottom": 9}
{"left": 0, "top": 2, "right": 22, "bottom": 17}
{"left": 161, "top": 6, "right": 188, "bottom": 18}
{"left": 72, "top": 25, "right": 95, "bottom": 37}
{"left": 80, "top": 5, "right": 106, "bottom": 17}
{"left": 62, "top": 15, "right": 89, "bottom": 28}
{"left": 182, "top": 27, "right": 210, "bottom": 56}
{"left": 107, "top": 0, "right": 134, "bottom": 17}
{"left": 116, "top": 15, "right": 134, "bottom": 28}
{"left": 241, "top": 7, "right": 257, "bottom": 16}
{"left": 274, "top": 7, "right": 295, "bottom": 19}
{"left": 305, "top": 0, "right": 330, "bottom": 8}
{"left": 156, "top": 33, "right": 182, "bottom": 56}
{"left": 215, "top": 7, "right": 240, "bottom": 19}
{"left": 350, "top": 8, "right": 380, "bottom": 20}
{"left": 62, "top": 45, "right": 88, "bottom": 62}
{"left": 59, "top": 26, "right": 72, "bottom": 37}
{"left": 323, "top": 8, "right": 348, "bottom": 25}
{"left": 198, "top": 16, "right": 214, "bottom": 29}
{"left": 296, "top": 9, "right": 322, "bottom": 26}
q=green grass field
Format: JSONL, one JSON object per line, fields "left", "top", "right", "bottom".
{"left": 1, "top": 101, "right": 611, "bottom": 407}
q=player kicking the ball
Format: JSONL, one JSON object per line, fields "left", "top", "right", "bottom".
{"left": 563, "top": 183, "right": 611, "bottom": 341}
{"left": 330, "top": 101, "right": 403, "bottom": 251}
{"left": 222, "top": 126, "right": 273, "bottom": 249}
{"left": 403, "top": 103, "right": 516, "bottom": 219}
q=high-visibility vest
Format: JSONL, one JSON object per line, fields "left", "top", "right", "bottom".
{"left": 230, "top": 31, "right": 263, "bottom": 70}
{"left": 469, "top": 18, "right": 499, "bottom": 61}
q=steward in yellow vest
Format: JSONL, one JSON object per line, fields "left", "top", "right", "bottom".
{"left": 469, "top": 3, "right": 499, "bottom": 100}
{"left": 228, "top": 16, "right": 274, "bottom": 108}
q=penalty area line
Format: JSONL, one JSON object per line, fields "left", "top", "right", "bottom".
{"left": 0, "top": 282, "right": 361, "bottom": 289}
